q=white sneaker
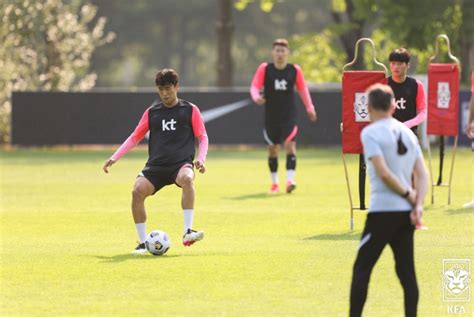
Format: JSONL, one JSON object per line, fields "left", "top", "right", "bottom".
{"left": 183, "top": 229, "right": 204, "bottom": 246}
{"left": 132, "top": 242, "right": 148, "bottom": 255}
{"left": 463, "top": 201, "right": 474, "bottom": 208}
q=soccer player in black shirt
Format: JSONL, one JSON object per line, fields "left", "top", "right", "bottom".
{"left": 103, "top": 69, "right": 209, "bottom": 254}
{"left": 388, "top": 48, "right": 427, "bottom": 135}
{"left": 250, "top": 38, "right": 317, "bottom": 194}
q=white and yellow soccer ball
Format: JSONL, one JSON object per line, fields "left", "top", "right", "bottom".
{"left": 145, "top": 230, "right": 171, "bottom": 256}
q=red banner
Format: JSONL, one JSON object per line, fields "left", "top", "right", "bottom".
{"left": 342, "top": 71, "right": 387, "bottom": 154}
{"left": 427, "top": 63, "right": 459, "bottom": 136}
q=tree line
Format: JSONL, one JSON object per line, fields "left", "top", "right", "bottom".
{"left": 1, "top": 0, "right": 472, "bottom": 143}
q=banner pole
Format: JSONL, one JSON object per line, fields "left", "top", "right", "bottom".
{"left": 437, "top": 136, "right": 444, "bottom": 185}
{"left": 448, "top": 136, "right": 458, "bottom": 205}
{"left": 341, "top": 37, "right": 387, "bottom": 220}
{"left": 427, "top": 34, "right": 461, "bottom": 205}
{"left": 342, "top": 154, "right": 355, "bottom": 230}
{"left": 427, "top": 136, "right": 435, "bottom": 204}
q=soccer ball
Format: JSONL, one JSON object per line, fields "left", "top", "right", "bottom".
{"left": 145, "top": 230, "right": 171, "bottom": 256}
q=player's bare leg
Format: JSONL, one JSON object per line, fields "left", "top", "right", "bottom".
{"left": 132, "top": 176, "right": 155, "bottom": 223}
{"left": 268, "top": 144, "right": 280, "bottom": 193}
{"left": 176, "top": 166, "right": 204, "bottom": 246}
{"left": 284, "top": 141, "right": 297, "bottom": 193}
{"left": 176, "top": 166, "right": 195, "bottom": 210}
{"left": 131, "top": 176, "right": 155, "bottom": 254}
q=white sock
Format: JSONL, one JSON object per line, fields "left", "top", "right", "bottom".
{"left": 271, "top": 172, "right": 279, "bottom": 184}
{"left": 287, "top": 169, "right": 295, "bottom": 182}
{"left": 135, "top": 223, "right": 147, "bottom": 243}
{"left": 183, "top": 209, "right": 194, "bottom": 234}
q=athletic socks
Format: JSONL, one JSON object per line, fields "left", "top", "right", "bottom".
{"left": 269, "top": 156, "right": 297, "bottom": 183}
{"left": 286, "top": 154, "right": 296, "bottom": 182}
{"left": 268, "top": 157, "right": 278, "bottom": 172}
{"left": 271, "top": 172, "right": 279, "bottom": 184}
{"left": 136, "top": 211, "right": 194, "bottom": 242}
{"left": 183, "top": 209, "right": 194, "bottom": 234}
{"left": 269, "top": 157, "right": 278, "bottom": 184}
{"left": 135, "top": 223, "right": 147, "bottom": 243}
{"left": 286, "top": 154, "right": 296, "bottom": 170}
{"left": 286, "top": 170, "right": 295, "bottom": 183}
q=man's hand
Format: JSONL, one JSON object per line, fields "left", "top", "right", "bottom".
{"left": 465, "top": 121, "right": 474, "bottom": 139}
{"left": 410, "top": 204, "right": 423, "bottom": 226}
{"left": 407, "top": 188, "right": 417, "bottom": 206}
{"left": 103, "top": 159, "right": 116, "bottom": 173}
{"left": 194, "top": 160, "right": 206, "bottom": 174}
{"left": 308, "top": 110, "right": 317, "bottom": 122}
{"left": 255, "top": 96, "right": 266, "bottom": 106}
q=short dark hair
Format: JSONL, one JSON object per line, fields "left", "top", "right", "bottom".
{"left": 155, "top": 68, "right": 179, "bottom": 87}
{"left": 272, "top": 38, "right": 289, "bottom": 48}
{"left": 367, "top": 84, "right": 394, "bottom": 111}
{"left": 389, "top": 47, "right": 410, "bottom": 63}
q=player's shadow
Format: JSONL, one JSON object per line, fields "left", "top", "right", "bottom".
{"left": 90, "top": 253, "right": 198, "bottom": 263}
{"left": 225, "top": 192, "right": 282, "bottom": 200}
{"left": 445, "top": 206, "right": 474, "bottom": 215}
{"left": 305, "top": 231, "right": 361, "bottom": 241}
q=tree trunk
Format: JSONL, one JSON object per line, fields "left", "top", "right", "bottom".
{"left": 460, "top": 34, "right": 472, "bottom": 84}
{"left": 178, "top": 18, "right": 189, "bottom": 82}
{"left": 460, "top": 0, "right": 474, "bottom": 84}
{"left": 216, "top": 0, "right": 234, "bottom": 86}
{"left": 161, "top": 15, "right": 173, "bottom": 69}
{"left": 45, "top": 32, "right": 61, "bottom": 90}
{"left": 331, "top": 0, "right": 365, "bottom": 70}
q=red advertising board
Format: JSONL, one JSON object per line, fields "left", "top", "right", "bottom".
{"left": 342, "top": 71, "right": 387, "bottom": 153}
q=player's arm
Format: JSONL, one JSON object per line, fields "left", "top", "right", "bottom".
{"left": 465, "top": 90, "right": 474, "bottom": 138}
{"left": 370, "top": 155, "right": 416, "bottom": 203}
{"left": 410, "top": 148, "right": 428, "bottom": 225}
{"left": 403, "top": 80, "right": 427, "bottom": 128}
{"left": 102, "top": 108, "right": 150, "bottom": 173}
{"left": 250, "top": 63, "right": 267, "bottom": 106}
{"left": 411, "top": 157, "right": 428, "bottom": 224}
{"left": 468, "top": 72, "right": 474, "bottom": 137}
{"left": 191, "top": 104, "right": 208, "bottom": 174}
{"left": 295, "top": 64, "right": 317, "bottom": 122}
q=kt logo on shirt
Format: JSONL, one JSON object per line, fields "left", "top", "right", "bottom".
{"left": 162, "top": 119, "right": 177, "bottom": 131}
{"left": 395, "top": 97, "right": 407, "bottom": 110}
{"left": 274, "top": 79, "right": 287, "bottom": 91}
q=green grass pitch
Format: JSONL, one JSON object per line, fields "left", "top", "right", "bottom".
{"left": 0, "top": 147, "right": 472, "bottom": 316}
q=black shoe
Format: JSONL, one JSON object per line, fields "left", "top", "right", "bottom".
{"left": 132, "top": 242, "right": 147, "bottom": 255}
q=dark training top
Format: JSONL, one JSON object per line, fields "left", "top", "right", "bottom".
{"left": 250, "top": 62, "right": 315, "bottom": 128}
{"left": 111, "top": 99, "right": 208, "bottom": 168}
{"left": 263, "top": 63, "right": 298, "bottom": 127}
{"left": 388, "top": 76, "right": 424, "bottom": 134}
{"left": 146, "top": 100, "right": 198, "bottom": 167}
